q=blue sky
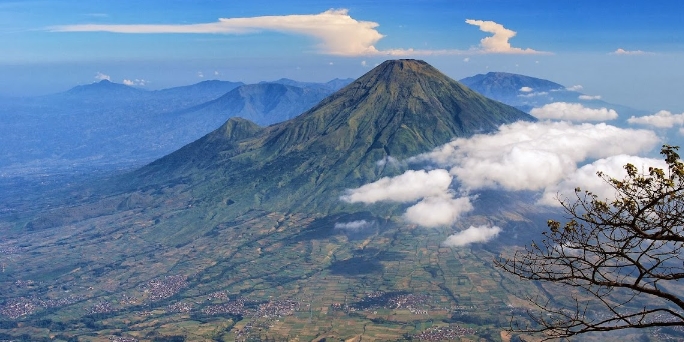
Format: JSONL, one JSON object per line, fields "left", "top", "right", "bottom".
{"left": 1, "top": 0, "right": 683, "bottom": 111}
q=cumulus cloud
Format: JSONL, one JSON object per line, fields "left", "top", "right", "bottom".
{"left": 341, "top": 169, "right": 476, "bottom": 227}
{"left": 530, "top": 102, "right": 618, "bottom": 121}
{"left": 628, "top": 110, "right": 684, "bottom": 128}
{"left": 539, "top": 155, "right": 668, "bottom": 206}
{"left": 334, "top": 220, "right": 374, "bottom": 232}
{"left": 94, "top": 72, "right": 110, "bottom": 81}
{"left": 404, "top": 196, "right": 473, "bottom": 227}
{"left": 612, "top": 48, "right": 651, "bottom": 55}
{"left": 519, "top": 86, "right": 533, "bottom": 93}
{"left": 442, "top": 225, "right": 501, "bottom": 247}
{"left": 579, "top": 94, "right": 601, "bottom": 100}
{"left": 340, "top": 169, "right": 452, "bottom": 204}
{"left": 410, "top": 121, "right": 658, "bottom": 191}
{"left": 464, "top": 19, "right": 548, "bottom": 55}
{"left": 565, "top": 85, "right": 583, "bottom": 91}
{"left": 123, "top": 78, "right": 147, "bottom": 86}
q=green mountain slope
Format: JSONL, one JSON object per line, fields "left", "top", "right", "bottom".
{"left": 131, "top": 59, "right": 535, "bottom": 216}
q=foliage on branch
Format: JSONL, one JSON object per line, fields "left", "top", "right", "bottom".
{"left": 496, "top": 145, "right": 684, "bottom": 339}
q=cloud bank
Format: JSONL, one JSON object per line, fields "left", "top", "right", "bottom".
{"left": 410, "top": 121, "right": 658, "bottom": 192}
{"left": 628, "top": 110, "right": 684, "bottom": 128}
{"left": 52, "top": 11, "right": 547, "bottom": 57}
{"left": 443, "top": 225, "right": 501, "bottom": 247}
{"left": 530, "top": 102, "right": 618, "bottom": 121}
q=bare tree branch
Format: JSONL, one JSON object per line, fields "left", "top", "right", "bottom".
{"left": 496, "top": 145, "right": 684, "bottom": 339}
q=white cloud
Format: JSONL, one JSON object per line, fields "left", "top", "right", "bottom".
{"left": 51, "top": 11, "right": 549, "bottom": 57}
{"left": 612, "top": 48, "right": 651, "bottom": 55}
{"left": 518, "top": 91, "right": 548, "bottom": 98}
{"left": 52, "top": 9, "right": 384, "bottom": 57}
{"left": 566, "top": 85, "right": 583, "bottom": 91}
{"left": 578, "top": 94, "right": 601, "bottom": 100}
{"left": 122, "top": 78, "right": 147, "bottom": 86}
{"left": 334, "top": 220, "right": 374, "bottom": 232}
{"left": 680, "top": 127, "right": 684, "bottom": 136}
{"left": 628, "top": 110, "right": 684, "bottom": 128}
{"left": 404, "top": 196, "right": 473, "bottom": 227}
{"left": 197, "top": 71, "right": 204, "bottom": 78}
{"left": 340, "top": 169, "right": 452, "bottom": 204}
{"left": 463, "top": 57, "right": 470, "bottom": 62}
{"left": 530, "top": 102, "right": 618, "bottom": 121}
{"left": 214, "top": 71, "right": 220, "bottom": 76}
{"left": 94, "top": 72, "right": 110, "bottom": 81}
{"left": 539, "top": 155, "right": 668, "bottom": 206}
{"left": 361, "top": 60, "right": 367, "bottom": 67}
{"left": 410, "top": 121, "right": 658, "bottom": 192}
{"left": 464, "top": 19, "right": 548, "bottom": 55}
{"left": 443, "top": 225, "right": 501, "bottom": 247}
{"left": 519, "top": 86, "right": 533, "bottom": 93}
{"left": 376, "top": 156, "right": 399, "bottom": 167}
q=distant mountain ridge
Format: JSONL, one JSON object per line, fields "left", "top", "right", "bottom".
{"left": 181, "top": 81, "right": 349, "bottom": 126}
{"left": 460, "top": 72, "right": 648, "bottom": 118}
{"left": 0, "top": 77, "right": 348, "bottom": 178}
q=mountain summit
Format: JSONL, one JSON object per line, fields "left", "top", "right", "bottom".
{"left": 132, "top": 59, "right": 535, "bottom": 215}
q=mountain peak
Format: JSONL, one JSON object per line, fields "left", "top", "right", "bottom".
{"left": 136, "top": 59, "right": 534, "bottom": 214}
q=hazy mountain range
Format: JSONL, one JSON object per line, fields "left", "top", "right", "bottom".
{"left": 0, "top": 78, "right": 353, "bottom": 179}
{"left": 1, "top": 67, "right": 651, "bottom": 183}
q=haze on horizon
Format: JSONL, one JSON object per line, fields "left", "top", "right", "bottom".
{"left": 0, "top": 0, "right": 683, "bottom": 112}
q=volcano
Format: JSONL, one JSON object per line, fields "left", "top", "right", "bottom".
{"left": 129, "top": 59, "right": 535, "bottom": 216}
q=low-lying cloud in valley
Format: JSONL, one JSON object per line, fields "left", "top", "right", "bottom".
{"left": 411, "top": 121, "right": 657, "bottom": 191}
{"left": 343, "top": 118, "right": 661, "bottom": 246}
{"left": 530, "top": 102, "right": 617, "bottom": 121}
{"left": 403, "top": 195, "right": 473, "bottom": 227}
{"left": 539, "top": 155, "right": 667, "bottom": 206}
{"left": 442, "top": 225, "right": 502, "bottom": 247}
{"left": 334, "top": 220, "right": 375, "bottom": 232}
{"left": 340, "top": 169, "right": 452, "bottom": 203}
